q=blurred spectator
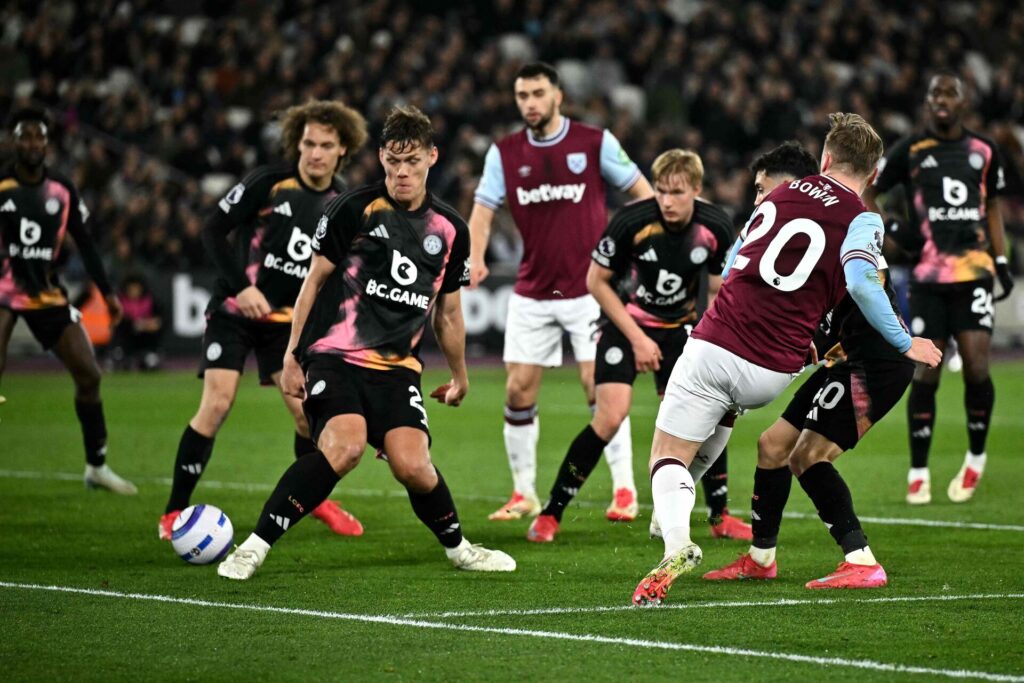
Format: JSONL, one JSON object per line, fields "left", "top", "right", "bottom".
{"left": 110, "top": 273, "right": 164, "bottom": 372}
{"left": 0, "top": 0, "right": 1020, "bottom": 278}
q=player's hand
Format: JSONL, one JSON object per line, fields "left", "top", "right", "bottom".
{"left": 281, "top": 355, "right": 306, "bottom": 399}
{"left": 430, "top": 378, "right": 467, "bottom": 406}
{"left": 805, "top": 341, "right": 819, "bottom": 367}
{"left": 104, "top": 294, "right": 124, "bottom": 326}
{"left": 236, "top": 286, "right": 272, "bottom": 319}
{"left": 995, "top": 257, "right": 1014, "bottom": 302}
{"left": 904, "top": 337, "right": 942, "bottom": 368}
{"left": 631, "top": 334, "right": 662, "bottom": 372}
{"left": 468, "top": 258, "right": 489, "bottom": 288}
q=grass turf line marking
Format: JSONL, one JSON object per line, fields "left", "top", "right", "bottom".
{"left": 1, "top": 581, "right": 1021, "bottom": 682}
{"left": 4, "top": 468, "right": 1024, "bottom": 533}
{"left": 403, "top": 592, "right": 1024, "bottom": 618}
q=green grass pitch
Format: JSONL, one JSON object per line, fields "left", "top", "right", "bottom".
{"left": 1, "top": 361, "right": 1022, "bottom": 682}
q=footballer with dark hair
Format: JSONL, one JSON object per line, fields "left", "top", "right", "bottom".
{"left": 218, "top": 105, "right": 515, "bottom": 580}
{"left": 0, "top": 106, "right": 135, "bottom": 494}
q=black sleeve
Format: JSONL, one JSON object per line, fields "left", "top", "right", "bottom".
{"left": 591, "top": 207, "right": 636, "bottom": 275}
{"left": 202, "top": 167, "right": 280, "bottom": 294}
{"left": 986, "top": 139, "right": 1008, "bottom": 198}
{"left": 872, "top": 136, "right": 912, "bottom": 194}
{"left": 312, "top": 192, "right": 361, "bottom": 265}
{"left": 64, "top": 184, "right": 113, "bottom": 296}
{"left": 441, "top": 223, "right": 471, "bottom": 293}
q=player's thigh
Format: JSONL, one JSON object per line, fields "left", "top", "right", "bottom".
{"left": 907, "top": 285, "right": 950, "bottom": 341}
{"left": 655, "top": 338, "right": 733, "bottom": 446}
{"left": 252, "top": 322, "right": 291, "bottom": 387}
{"left": 653, "top": 326, "right": 689, "bottom": 396}
{"left": 382, "top": 427, "right": 436, "bottom": 493}
{"left": 50, "top": 315, "right": 102, "bottom": 390}
{"left": 955, "top": 329, "right": 992, "bottom": 381}
{"left": 361, "top": 365, "right": 432, "bottom": 454}
{"left": 556, "top": 294, "right": 600, "bottom": 363}
{"left": 594, "top": 322, "right": 637, "bottom": 383}
{"left": 0, "top": 307, "right": 16, "bottom": 372}
{"left": 198, "top": 311, "right": 253, "bottom": 380}
{"left": 270, "top": 371, "right": 310, "bottom": 435}
{"left": 503, "top": 293, "right": 564, "bottom": 367}
{"left": 302, "top": 357, "right": 369, "bottom": 460}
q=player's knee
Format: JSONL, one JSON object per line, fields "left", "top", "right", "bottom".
{"left": 787, "top": 447, "right": 820, "bottom": 477}
{"left": 205, "top": 393, "right": 235, "bottom": 423}
{"left": 318, "top": 440, "right": 363, "bottom": 475}
{"left": 390, "top": 456, "right": 434, "bottom": 491}
{"left": 73, "top": 365, "right": 102, "bottom": 400}
{"left": 592, "top": 408, "right": 627, "bottom": 441}
{"left": 961, "top": 358, "right": 989, "bottom": 383}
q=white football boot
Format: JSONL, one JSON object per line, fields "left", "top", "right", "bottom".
{"left": 84, "top": 464, "right": 138, "bottom": 495}
{"left": 217, "top": 536, "right": 270, "bottom": 580}
{"left": 446, "top": 539, "right": 516, "bottom": 572}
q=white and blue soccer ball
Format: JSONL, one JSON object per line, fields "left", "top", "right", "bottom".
{"left": 171, "top": 504, "right": 234, "bottom": 565}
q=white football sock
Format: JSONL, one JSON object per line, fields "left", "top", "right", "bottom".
{"left": 604, "top": 415, "right": 635, "bottom": 492}
{"left": 688, "top": 423, "right": 733, "bottom": 483}
{"left": 503, "top": 408, "right": 539, "bottom": 499}
{"left": 845, "top": 545, "right": 877, "bottom": 566}
{"left": 965, "top": 451, "right": 987, "bottom": 471}
{"left": 908, "top": 467, "right": 930, "bottom": 483}
{"left": 749, "top": 545, "right": 776, "bottom": 567}
{"left": 651, "top": 458, "right": 696, "bottom": 557}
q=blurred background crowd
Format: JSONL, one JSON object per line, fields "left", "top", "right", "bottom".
{"left": 1, "top": 0, "right": 1023, "bottom": 286}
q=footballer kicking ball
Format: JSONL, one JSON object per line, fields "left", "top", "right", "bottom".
{"left": 171, "top": 504, "right": 234, "bottom": 565}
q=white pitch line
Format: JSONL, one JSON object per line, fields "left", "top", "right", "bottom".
{"left": 1, "top": 581, "right": 1020, "bottom": 682}
{"left": 2, "top": 468, "right": 1024, "bottom": 532}
{"left": 403, "top": 592, "right": 1024, "bottom": 619}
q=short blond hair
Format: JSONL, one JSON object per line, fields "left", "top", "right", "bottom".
{"left": 823, "top": 113, "right": 883, "bottom": 177}
{"left": 280, "top": 100, "right": 368, "bottom": 172}
{"left": 651, "top": 149, "right": 703, "bottom": 188}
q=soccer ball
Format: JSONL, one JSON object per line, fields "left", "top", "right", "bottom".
{"left": 170, "top": 504, "right": 234, "bottom": 565}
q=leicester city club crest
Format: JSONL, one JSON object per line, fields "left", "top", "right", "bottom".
{"left": 567, "top": 152, "right": 587, "bottom": 174}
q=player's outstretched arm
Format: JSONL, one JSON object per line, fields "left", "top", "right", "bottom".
{"left": 904, "top": 337, "right": 942, "bottom": 368}
{"left": 586, "top": 262, "right": 660, "bottom": 372}
{"left": 431, "top": 289, "right": 468, "bottom": 406}
{"left": 467, "top": 203, "right": 494, "bottom": 288}
{"left": 987, "top": 197, "right": 1014, "bottom": 301}
{"left": 281, "top": 254, "right": 335, "bottom": 398}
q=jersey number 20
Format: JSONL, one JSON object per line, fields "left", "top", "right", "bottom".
{"left": 732, "top": 201, "right": 826, "bottom": 292}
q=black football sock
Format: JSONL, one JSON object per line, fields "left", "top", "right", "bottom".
{"left": 907, "top": 380, "right": 938, "bottom": 469}
{"left": 701, "top": 447, "right": 729, "bottom": 523}
{"left": 74, "top": 399, "right": 107, "bottom": 467}
{"left": 253, "top": 452, "right": 339, "bottom": 546}
{"left": 964, "top": 377, "right": 995, "bottom": 455}
{"left": 797, "top": 462, "right": 868, "bottom": 555}
{"left": 166, "top": 426, "right": 215, "bottom": 513}
{"left": 541, "top": 424, "right": 609, "bottom": 522}
{"left": 751, "top": 465, "right": 793, "bottom": 550}
{"left": 407, "top": 467, "right": 464, "bottom": 549}
{"left": 294, "top": 432, "right": 317, "bottom": 459}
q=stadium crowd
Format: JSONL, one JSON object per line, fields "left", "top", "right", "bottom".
{"left": 1, "top": 0, "right": 1023, "bottom": 281}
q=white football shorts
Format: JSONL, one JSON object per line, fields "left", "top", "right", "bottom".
{"left": 502, "top": 292, "right": 600, "bottom": 366}
{"left": 656, "top": 337, "right": 799, "bottom": 442}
